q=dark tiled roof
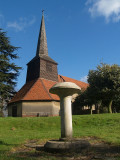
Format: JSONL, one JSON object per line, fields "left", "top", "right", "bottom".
{"left": 40, "top": 55, "right": 57, "bottom": 64}
{"left": 27, "top": 55, "right": 57, "bottom": 65}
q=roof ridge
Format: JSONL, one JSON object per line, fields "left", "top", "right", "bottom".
{"left": 40, "top": 77, "right": 58, "bottom": 83}
{"left": 40, "top": 79, "right": 53, "bottom": 100}
{"left": 59, "top": 75, "right": 65, "bottom": 82}
{"left": 59, "top": 75, "right": 88, "bottom": 84}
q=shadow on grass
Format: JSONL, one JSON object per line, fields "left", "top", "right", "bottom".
{"left": 91, "top": 143, "right": 120, "bottom": 154}
{"left": 0, "top": 140, "right": 18, "bottom": 146}
{"left": 4, "top": 144, "right": 120, "bottom": 160}
{"left": 0, "top": 139, "right": 120, "bottom": 160}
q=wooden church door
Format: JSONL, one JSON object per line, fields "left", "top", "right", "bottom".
{"left": 12, "top": 106, "right": 17, "bottom": 117}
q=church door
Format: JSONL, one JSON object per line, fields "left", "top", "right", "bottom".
{"left": 12, "top": 106, "right": 17, "bottom": 117}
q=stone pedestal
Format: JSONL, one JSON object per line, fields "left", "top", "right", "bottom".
{"left": 60, "top": 96, "right": 72, "bottom": 138}
{"left": 44, "top": 139, "right": 90, "bottom": 152}
{"left": 42, "top": 82, "right": 91, "bottom": 152}
{"left": 49, "top": 82, "right": 81, "bottom": 139}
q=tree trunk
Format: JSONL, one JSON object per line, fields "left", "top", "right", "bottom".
{"left": 0, "top": 110, "right": 4, "bottom": 117}
{"left": 90, "top": 105, "right": 92, "bottom": 115}
{"left": 96, "top": 108, "right": 100, "bottom": 114}
{"left": 108, "top": 100, "right": 113, "bottom": 113}
{"left": 95, "top": 101, "right": 102, "bottom": 114}
{"left": 95, "top": 104, "right": 100, "bottom": 114}
{"left": 0, "top": 98, "right": 4, "bottom": 117}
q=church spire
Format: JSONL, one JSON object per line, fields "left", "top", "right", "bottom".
{"left": 36, "top": 11, "right": 48, "bottom": 56}
{"left": 26, "top": 11, "right": 58, "bottom": 82}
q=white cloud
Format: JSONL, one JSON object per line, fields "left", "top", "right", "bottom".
{"left": 7, "top": 16, "right": 36, "bottom": 31}
{"left": 80, "top": 76, "right": 88, "bottom": 83}
{"left": 7, "top": 21, "right": 24, "bottom": 31}
{"left": 87, "top": 0, "right": 120, "bottom": 22}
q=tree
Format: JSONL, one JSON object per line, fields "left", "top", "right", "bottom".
{"left": 73, "top": 86, "right": 101, "bottom": 115}
{"left": 72, "top": 91, "right": 88, "bottom": 115}
{"left": 0, "top": 29, "right": 21, "bottom": 116}
{"left": 88, "top": 63, "right": 120, "bottom": 113}
{"left": 112, "top": 94, "right": 120, "bottom": 113}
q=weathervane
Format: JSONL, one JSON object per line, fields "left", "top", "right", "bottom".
{"left": 42, "top": 9, "right": 44, "bottom": 15}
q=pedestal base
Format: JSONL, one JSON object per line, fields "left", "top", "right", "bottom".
{"left": 44, "top": 139, "right": 90, "bottom": 152}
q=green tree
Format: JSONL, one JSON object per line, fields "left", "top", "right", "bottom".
{"left": 88, "top": 63, "right": 120, "bottom": 113}
{"left": 0, "top": 29, "right": 21, "bottom": 116}
{"left": 112, "top": 94, "right": 120, "bottom": 113}
{"left": 73, "top": 86, "right": 101, "bottom": 115}
{"left": 72, "top": 91, "right": 88, "bottom": 115}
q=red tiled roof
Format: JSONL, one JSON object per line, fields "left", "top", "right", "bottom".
{"left": 9, "top": 79, "right": 37, "bottom": 103}
{"left": 9, "top": 75, "right": 88, "bottom": 103}
{"left": 10, "top": 79, "right": 59, "bottom": 103}
{"left": 58, "top": 75, "right": 88, "bottom": 90}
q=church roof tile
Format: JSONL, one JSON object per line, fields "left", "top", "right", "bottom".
{"left": 9, "top": 75, "right": 88, "bottom": 104}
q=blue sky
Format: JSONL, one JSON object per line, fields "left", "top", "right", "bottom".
{"left": 1, "top": 0, "right": 120, "bottom": 90}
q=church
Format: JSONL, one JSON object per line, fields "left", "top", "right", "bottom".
{"left": 8, "top": 13, "right": 88, "bottom": 117}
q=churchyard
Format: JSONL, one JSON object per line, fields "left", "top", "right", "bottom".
{"left": 0, "top": 113, "right": 120, "bottom": 160}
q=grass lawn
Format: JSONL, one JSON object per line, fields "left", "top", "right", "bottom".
{"left": 0, "top": 113, "right": 120, "bottom": 160}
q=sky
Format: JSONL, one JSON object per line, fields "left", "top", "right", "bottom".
{"left": 1, "top": 0, "right": 120, "bottom": 90}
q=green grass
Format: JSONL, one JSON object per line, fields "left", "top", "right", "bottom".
{"left": 73, "top": 114, "right": 120, "bottom": 144}
{"left": 0, "top": 113, "right": 120, "bottom": 159}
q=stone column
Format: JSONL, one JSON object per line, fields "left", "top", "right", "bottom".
{"left": 49, "top": 82, "right": 81, "bottom": 140}
{"left": 60, "top": 96, "right": 72, "bottom": 138}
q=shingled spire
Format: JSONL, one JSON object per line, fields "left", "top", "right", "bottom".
{"left": 26, "top": 12, "right": 58, "bottom": 82}
{"left": 36, "top": 11, "right": 48, "bottom": 56}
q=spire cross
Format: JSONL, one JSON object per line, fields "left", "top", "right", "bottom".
{"left": 42, "top": 9, "right": 44, "bottom": 15}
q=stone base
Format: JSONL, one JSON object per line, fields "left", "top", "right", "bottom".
{"left": 44, "top": 139, "right": 90, "bottom": 152}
